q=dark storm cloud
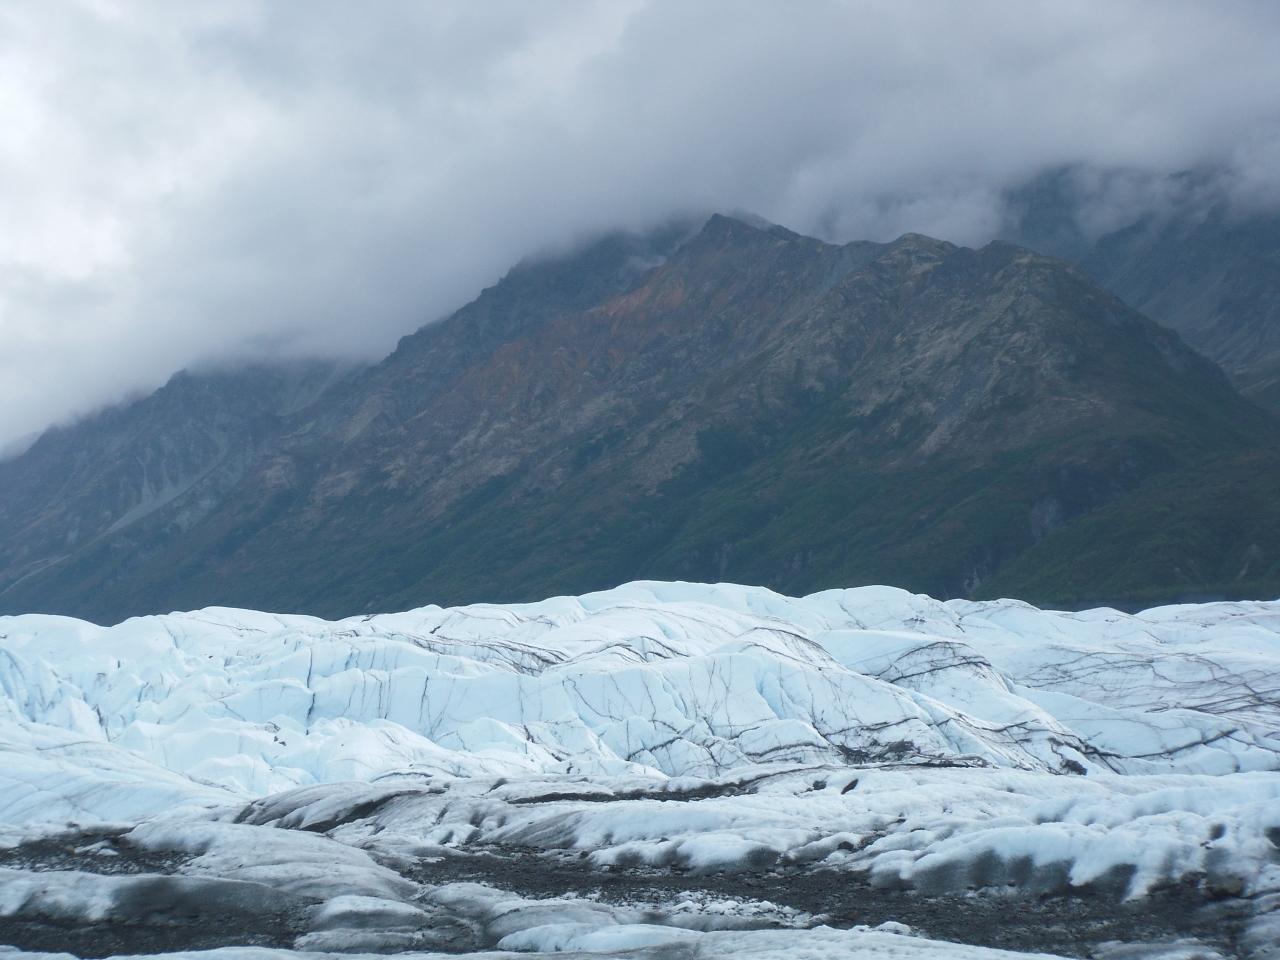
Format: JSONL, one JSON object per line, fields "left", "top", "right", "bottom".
{"left": 3, "top": 0, "right": 1279, "bottom": 446}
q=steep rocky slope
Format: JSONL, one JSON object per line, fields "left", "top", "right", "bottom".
{"left": 1004, "top": 171, "right": 1280, "bottom": 412}
{"left": 2, "top": 216, "right": 1278, "bottom": 620}
{"left": 0, "top": 361, "right": 350, "bottom": 604}
{"left": 1081, "top": 212, "right": 1280, "bottom": 410}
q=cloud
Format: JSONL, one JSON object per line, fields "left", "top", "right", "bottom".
{"left": 2, "top": 0, "right": 1279, "bottom": 446}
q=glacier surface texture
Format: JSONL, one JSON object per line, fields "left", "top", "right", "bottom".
{"left": 1, "top": 582, "right": 1279, "bottom": 959}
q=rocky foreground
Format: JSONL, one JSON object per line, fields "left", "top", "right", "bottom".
{"left": 2, "top": 582, "right": 1278, "bottom": 958}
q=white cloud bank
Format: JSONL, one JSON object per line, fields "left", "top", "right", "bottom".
{"left": 2, "top": 0, "right": 1279, "bottom": 446}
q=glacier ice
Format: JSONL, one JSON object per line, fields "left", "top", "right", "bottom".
{"left": 1, "top": 581, "right": 1279, "bottom": 959}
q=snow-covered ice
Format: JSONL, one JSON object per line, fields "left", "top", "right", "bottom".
{"left": 1, "top": 581, "right": 1278, "bottom": 958}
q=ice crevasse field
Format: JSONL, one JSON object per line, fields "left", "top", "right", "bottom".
{"left": 1, "top": 581, "right": 1279, "bottom": 959}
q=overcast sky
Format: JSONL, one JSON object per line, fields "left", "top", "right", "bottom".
{"left": 3, "top": 0, "right": 1280, "bottom": 449}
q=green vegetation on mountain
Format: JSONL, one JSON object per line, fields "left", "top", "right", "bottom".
{"left": 2, "top": 215, "right": 1278, "bottom": 621}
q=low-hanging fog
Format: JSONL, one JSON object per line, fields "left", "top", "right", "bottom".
{"left": 3, "top": 0, "right": 1279, "bottom": 448}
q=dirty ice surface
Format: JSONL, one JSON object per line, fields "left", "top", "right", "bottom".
{"left": 2, "top": 582, "right": 1278, "bottom": 958}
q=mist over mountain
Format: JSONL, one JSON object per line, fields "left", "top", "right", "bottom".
{"left": 1004, "top": 168, "right": 1280, "bottom": 412}
{"left": 3, "top": 214, "right": 1277, "bottom": 622}
{"left": 8, "top": 9, "right": 1280, "bottom": 960}
{"left": 5, "top": 2, "right": 1280, "bottom": 450}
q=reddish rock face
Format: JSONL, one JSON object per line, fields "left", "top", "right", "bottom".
{"left": 2, "top": 214, "right": 1278, "bottom": 621}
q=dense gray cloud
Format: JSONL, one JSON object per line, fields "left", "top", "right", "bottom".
{"left": 3, "top": 0, "right": 1280, "bottom": 448}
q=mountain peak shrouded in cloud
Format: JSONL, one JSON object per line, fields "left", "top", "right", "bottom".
{"left": 5, "top": 215, "right": 1280, "bottom": 621}
{"left": 3, "top": 1, "right": 1280, "bottom": 448}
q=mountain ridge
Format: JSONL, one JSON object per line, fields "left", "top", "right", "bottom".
{"left": 1003, "top": 169, "right": 1280, "bottom": 413}
{"left": 2, "top": 214, "right": 1278, "bottom": 621}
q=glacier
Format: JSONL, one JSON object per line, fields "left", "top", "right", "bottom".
{"left": 1, "top": 581, "right": 1278, "bottom": 959}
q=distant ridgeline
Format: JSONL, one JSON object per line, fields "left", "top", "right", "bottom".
{"left": 2, "top": 211, "right": 1279, "bottom": 621}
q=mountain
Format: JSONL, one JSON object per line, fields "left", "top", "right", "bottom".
{"left": 2, "top": 215, "right": 1279, "bottom": 621}
{"left": 1004, "top": 171, "right": 1280, "bottom": 412}
{"left": 0, "top": 360, "right": 352, "bottom": 604}
{"left": 1081, "top": 211, "right": 1280, "bottom": 410}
